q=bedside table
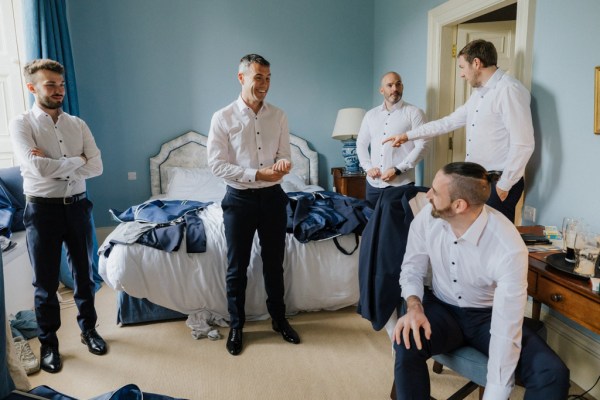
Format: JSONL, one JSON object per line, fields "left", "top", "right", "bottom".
{"left": 331, "top": 167, "right": 366, "bottom": 199}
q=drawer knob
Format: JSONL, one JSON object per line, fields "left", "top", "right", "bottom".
{"left": 550, "top": 294, "right": 563, "bottom": 302}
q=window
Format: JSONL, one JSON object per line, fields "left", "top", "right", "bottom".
{"left": 0, "top": 0, "right": 27, "bottom": 167}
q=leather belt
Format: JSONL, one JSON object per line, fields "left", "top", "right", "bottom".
{"left": 26, "top": 192, "right": 87, "bottom": 205}
{"left": 487, "top": 170, "right": 503, "bottom": 182}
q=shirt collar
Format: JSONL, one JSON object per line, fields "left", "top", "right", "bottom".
{"left": 31, "top": 103, "right": 63, "bottom": 121}
{"left": 379, "top": 99, "right": 404, "bottom": 113}
{"left": 236, "top": 95, "right": 268, "bottom": 115}
{"left": 459, "top": 206, "right": 489, "bottom": 245}
{"left": 482, "top": 68, "right": 505, "bottom": 90}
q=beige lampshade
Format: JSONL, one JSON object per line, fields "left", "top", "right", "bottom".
{"left": 331, "top": 108, "right": 366, "bottom": 140}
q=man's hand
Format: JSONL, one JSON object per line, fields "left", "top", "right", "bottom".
{"left": 381, "top": 168, "right": 396, "bottom": 182}
{"left": 496, "top": 186, "right": 508, "bottom": 201}
{"left": 30, "top": 147, "right": 46, "bottom": 158}
{"left": 256, "top": 167, "right": 287, "bottom": 182}
{"left": 382, "top": 133, "right": 409, "bottom": 148}
{"left": 366, "top": 167, "right": 381, "bottom": 179}
{"left": 394, "top": 297, "right": 431, "bottom": 350}
{"left": 272, "top": 159, "right": 291, "bottom": 173}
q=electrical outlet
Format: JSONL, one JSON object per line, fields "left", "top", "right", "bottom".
{"left": 127, "top": 171, "right": 137, "bottom": 181}
{"left": 523, "top": 205, "right": 536, "bottom": 222}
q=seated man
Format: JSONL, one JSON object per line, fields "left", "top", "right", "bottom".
{"left": 393, "top": 161, "right": 569, "bottom": 399}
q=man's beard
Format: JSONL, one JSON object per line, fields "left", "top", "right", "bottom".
{"left": 39, "top": 95, "right": 63, "bottom": 109}
{"left": 430, "top": 201, "right": 453, "bottom": 219}
{"left": 387, "top": 92, "right": 401, "bottom": 104}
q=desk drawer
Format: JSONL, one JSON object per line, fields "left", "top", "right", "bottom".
{"left": 537, "top": 276, "right": 600, "bottom": 332}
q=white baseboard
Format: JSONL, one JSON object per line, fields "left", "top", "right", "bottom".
{"left": 540, "top": 307, "right": 600, "bottom": 399}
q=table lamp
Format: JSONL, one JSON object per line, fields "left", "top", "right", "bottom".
{"left": 331, "top": 107, "right": 366, "bottom": 174}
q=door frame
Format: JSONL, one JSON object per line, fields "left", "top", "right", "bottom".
{"left": 422, "top": 0, "right": 536, "bottom": 184}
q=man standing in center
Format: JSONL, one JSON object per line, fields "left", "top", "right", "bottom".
{"left": 356, "top": 72, "right": 429, "bottom": 208}
{"left": 207, "top": 54, "right": 300, "bottom": 356}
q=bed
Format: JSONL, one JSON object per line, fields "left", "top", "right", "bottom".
{"left": 98, "top": 131, "right": 366, "bottom": 328}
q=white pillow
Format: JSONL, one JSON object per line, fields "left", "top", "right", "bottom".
{"left": 165, "top": 167, "right": 226, "bottom": 202}
{"left": 281, "top": 173, "right": 323, "bottom": 193}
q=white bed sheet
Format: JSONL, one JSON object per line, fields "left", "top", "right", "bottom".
{"left": 99, "top": 203, "right": 360, "bottom": 323}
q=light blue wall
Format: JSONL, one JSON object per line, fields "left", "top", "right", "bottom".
{"left": 526, "top": 0, "right": 600, "bottom": 231}
{"left": 66, "top": 0, "right": 374, "bottom": 226}
{"left": 373, "top": 0, "right": 443, "bottom": 109}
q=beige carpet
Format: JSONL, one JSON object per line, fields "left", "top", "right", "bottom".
{"left": 20, "top": 285, "right": 553, "bottom": 399}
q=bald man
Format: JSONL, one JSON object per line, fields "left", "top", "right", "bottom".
{"left": 356, "top": 72, "right": 429, "bottom": 208}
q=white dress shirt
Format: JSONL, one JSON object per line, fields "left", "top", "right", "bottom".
{"left": 405, "top": 69, "right": 534, "bottom": 192}
{"left": 207, "top": 96, "right": 291, "bottom": 190}
{"left": 9, "top": 104, "right": 103, "bottom": 198}
{"left": 400, "top": 204, "right": 528, "bottom": 400}
{"left": 356, "top": 100, "right": 429, "bottom": 188}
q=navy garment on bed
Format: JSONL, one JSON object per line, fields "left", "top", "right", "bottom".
{"left": 110, "top": 199, "right": 212, "bottom": 224}
{"left": 107, "top": 200, "right": 209, "bottom": 254}
{"left": 286, "top": 190, "right": 369, "bottom": 243}
{"left": 357, "top": 185, "right": 429, "bottom": 331}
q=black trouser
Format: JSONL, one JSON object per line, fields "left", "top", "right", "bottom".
{"left": 23, "top": 198, "right": 97, "bottom": 348}
{"left": 394, "top": 291, "right": 570, "bottom": 399}
{"left": 487, "top": 176, "right": 525, "bottom": 223}
{"left": 365, "top": 181, "right": 414, "bottom": 209}
{"left": 222, "top": 185, "right": 288, "bottom": 329}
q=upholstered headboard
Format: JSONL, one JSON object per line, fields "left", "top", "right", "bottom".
{"left": 149, "top": 131, "right": 319, "bottom": 196}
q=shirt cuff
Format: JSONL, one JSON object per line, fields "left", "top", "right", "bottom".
{"left": 400, "top": 284, "right": 423, "bottom": 303}
{"left": 496, "top": 177, "right": 512, "bottom": 192}
{"left": 482, "top": 382, "right": 513, "bottom": 400}
{"left": 242, "top": 168, "right": 257, "bottom": 183}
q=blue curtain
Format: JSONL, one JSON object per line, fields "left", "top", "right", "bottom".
{"left": 23, "top": 0, "right": 102, "bottom": 290}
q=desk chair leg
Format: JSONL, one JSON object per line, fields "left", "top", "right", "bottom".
{"left": 433, "top": 360, "right": 444, "bottom": 374}
{"left": 432, "top": 360, "right": 483, "bottom": 400}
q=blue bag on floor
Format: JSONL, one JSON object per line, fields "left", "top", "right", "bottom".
{"left": 27, "top": 384, "right": 187, "bottom": 400}
{"left": 27, "top": 385, "right": 77, "bottom": 400}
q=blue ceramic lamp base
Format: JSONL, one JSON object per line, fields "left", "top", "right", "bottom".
{"left": 341, "top": 138, "right": 362, "bottom": 174}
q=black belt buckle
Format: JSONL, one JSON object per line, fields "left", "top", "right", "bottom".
{"left": 487, "top": 170, "right": 502, "bottom": 182}
{"left": 63, "top": 196, "right": 75, "bottom": 205}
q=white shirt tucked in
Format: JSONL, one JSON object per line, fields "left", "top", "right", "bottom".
{"left": 406, "top": 69, "right": 534, "bottom": 192}
{"left": 356, "top": 100, "right": 429, "bottom": 188}
{"left": 9, "top": 104, "right": 103, "bottom": 198}
{"left": 207, "top": 96, "right": 291, "bottom": 190}
{"left": 400, "top": 204, "right": 528, "bottom": 400}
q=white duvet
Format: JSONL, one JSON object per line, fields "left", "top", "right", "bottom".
{"left": 99, "top": 203, "right": 360, "bottom": 323}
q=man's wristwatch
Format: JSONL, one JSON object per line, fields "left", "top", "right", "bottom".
{"left": 394, "top": 167, "right": 402, "bottom": 176}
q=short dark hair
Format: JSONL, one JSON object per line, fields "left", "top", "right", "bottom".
{"left": 239, "top": 54, "right": 270, "bottom": 74}
{"left": 458, "top": 39, "right": 497, "bottom": 68}
{"left": 23, "top": 59, "right": 64, "bottom": 83}
{"left": 442, "top": 162, "right": 491, "bottom": 206}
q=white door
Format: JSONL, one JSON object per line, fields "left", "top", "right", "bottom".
{"left": 449, "top": 21, "right": 516, "bottom": 162}
{"left": 0, "top": 0, "right": 27, "bottom": 168}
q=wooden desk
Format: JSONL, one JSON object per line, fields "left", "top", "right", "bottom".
{"left": 519, "top": 226, "right": 600, "bottom": 334}
{"left": 331, "top": 167, "right": 366, "bottom": 199}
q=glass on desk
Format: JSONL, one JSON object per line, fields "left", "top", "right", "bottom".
{"left": 562, "top": 217, "right": 582, "bottom": 263}
{"left": 574, "top": 231, "right": 600, "bottom": 277}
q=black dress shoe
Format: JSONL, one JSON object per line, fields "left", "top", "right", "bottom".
{"left": 81, "top": 329, "right": 107, "bottom": 355}
{"left": 40, "top": 346, "right": 62, "bottom": 373}
{"left": 226, "top": 328, "right": 243, "bottom": 356}
{"left": 272, "top": 319, "right": 300, "bottom": 344}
